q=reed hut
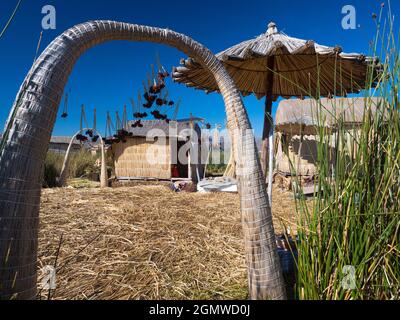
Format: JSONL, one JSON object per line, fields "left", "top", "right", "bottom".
{"left": 111, "top": 119, "right": 204, "bottom": 182}
{"left": 0, "top": 134, "right": 81, "bottom": 155}
{"left": 275, "top": 97, "right": 384, "bottom": 179}
{"left": 49, "top": 136, "right": 82, "bottom": 154}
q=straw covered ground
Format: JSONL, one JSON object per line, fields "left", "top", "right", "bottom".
{"left": 38, "top": 184, "right": 298, "bottom": 300}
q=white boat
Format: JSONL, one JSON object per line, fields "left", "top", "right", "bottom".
{"left": 197, "top": 177, "right": 238, "bottom": 193}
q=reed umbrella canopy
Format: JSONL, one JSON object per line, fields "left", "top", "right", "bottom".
{"left": 173, "top": 22, "right": 378, "bottom": 98}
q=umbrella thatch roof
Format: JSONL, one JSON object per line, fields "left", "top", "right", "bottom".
{"left": 275, "top": 97, "right": 386, "bottom": 135}
{"left": 173, "top": 22, "right": 379, "bottom": 99}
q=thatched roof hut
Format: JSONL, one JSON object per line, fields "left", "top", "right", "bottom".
{"left": 0, "top": 135, "right": 82, "bottom": 155}
{"left": 111, "top": 119, "right": 204, "bottom": 182}
{"left": 49, "top": 136, "right": 81, "bottom": 154}
{"left": 275, "top": 97, "right": 384, "bottom": 177}
{"left": 275, "top": 97, "right": 385, "bottom": 135}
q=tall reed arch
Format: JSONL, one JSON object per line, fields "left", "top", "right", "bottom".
{"left": 0, "top": 21, "right": 285, "bottom": 300}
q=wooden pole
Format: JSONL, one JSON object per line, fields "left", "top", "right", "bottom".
{"left": 297, "top": 134, "right": 304, "bottom": 182}
{"left": 188, "top": 149, "right": 192, "bottom": 180}
{"left": 261, "top": 57, "right": 275, "bottom": 175}
{"left": 267, "top": 125, "right": 274, "bottom": 204}
{"left": 100, "top": 141, "right": 108, "bottom": 188}
{"left": 261, "top": 56, "right": 275, "bottom": 202}
{"left": 261, "top": 103, "right": 272, "bottom": 175}
{"left": 188, "top": 114, "right": 193, "bottom": 181}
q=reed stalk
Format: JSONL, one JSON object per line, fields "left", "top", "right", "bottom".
{"left": 295, "top": 5, "right": 400, "bottom": 300}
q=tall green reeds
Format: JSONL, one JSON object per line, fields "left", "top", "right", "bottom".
{"left": 295, "top": 4, "right": 400, "bottom": 300}
{"left": 43, "top": 150, "right": 103, "bottom": 187}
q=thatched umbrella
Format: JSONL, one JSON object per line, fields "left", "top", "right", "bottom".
{"left": 173, "top": 22, "right": 379, "bottom": 200}
{"left": 0, "top": 21, "right": 285, "bottom": 300}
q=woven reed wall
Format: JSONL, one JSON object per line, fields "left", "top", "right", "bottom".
{"left": 275, "top": 134, "right": 319, "bottom": 177}
{"left": 275, "top": 131, "right": 360, "bottom": 177}
{"left": 113, "top": 137, "right": 171, "bottom": 179}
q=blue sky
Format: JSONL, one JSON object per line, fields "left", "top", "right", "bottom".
{"left": 0, "top": 0, "right": 398, "bottom": 137}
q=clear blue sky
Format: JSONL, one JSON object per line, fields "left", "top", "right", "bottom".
{"left": 0, "top": 0, "right": 397, "bottom": 137}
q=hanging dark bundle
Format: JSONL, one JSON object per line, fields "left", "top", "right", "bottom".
{"left": 92, "top": 135, "right": 100, "bottom": 143}
{"left": 132, "top": 119, "right": 144, "bottom": 128}
{"left": 115, "top": 128, "right": 129, "bottom": 138}
{"left": 129, "top": 62, "right": 178, "bottom": 126}
{"left": 134, "top": 112, "right": 148, "bottom": 119}
{"left": 115, "top": 111, "right": 130, "bottom": 138}
{"left": 156, "top": 98, "right": 168, "bottom": 106}
{"left": 103, "top": 137, "right": 114, "bottom": 146}
{"left": 151, "top": 110, "right": 168, "bottom": 121}
{"left": 143, "top": 101, "right": 154, "bottom": 109}
{"left": 142, "top": 93, "right": 156, "bottom": 108}
{"left": 149, "top": 82, "right": 165, "bottom": 94}
{"left": 151, "top": 110, "right": 162, "bottom": 119}
{"left": 158, "top": 70, "right": 170, "bottom": 81}
{"left": 112, "top": 133, "right": 127, "bottom": 143}
{"left": 61, "top": 91, "right": 69, "bottom": 118}
{"left": 144, "top": 92, "right": 157, "bottom": 103}
{"left": 85, "top": 129, "right": 94, "bottom": 138}
{"left": 76, "top": 134, "right": 88, "bottom": 142}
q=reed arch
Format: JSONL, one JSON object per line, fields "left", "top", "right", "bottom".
{"left": 0, "top": 21, "right": 286, "bottom": 300}
{"left": 58, "top": 128, "right": 107, "bottom": 188}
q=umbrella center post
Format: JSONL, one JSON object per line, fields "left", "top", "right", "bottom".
{"left": 261, "top": 56, "right": 275, "bottom": 203}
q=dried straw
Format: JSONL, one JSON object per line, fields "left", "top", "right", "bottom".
{"left": 38, "top": 184, "right": 298, "bottom": 300}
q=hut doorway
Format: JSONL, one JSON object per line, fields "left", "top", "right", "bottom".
{"left": 175, "top": 140, "right": 189, "bottom": 179}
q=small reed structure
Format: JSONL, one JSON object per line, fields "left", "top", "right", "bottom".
{"left": 275, "top": 97, "right": 384, "bottom": 178}
{"left": 112, "top": 120, "right": 204, "bottom": 182}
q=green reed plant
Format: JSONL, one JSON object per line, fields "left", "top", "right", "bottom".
{"left": 69, "top": 150, "right": 100, "bottom": 179}
{"left": 43, "top": 152, "right": 64, "bottom": 188}
{"left": 295, "top": 4, "right": 400, "bottom": 300}
{"left": 43, "top": 150, "right": 101, "bottom": 187}
{"left": 206, "top": 150, "right": 228, "bottom": 176}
